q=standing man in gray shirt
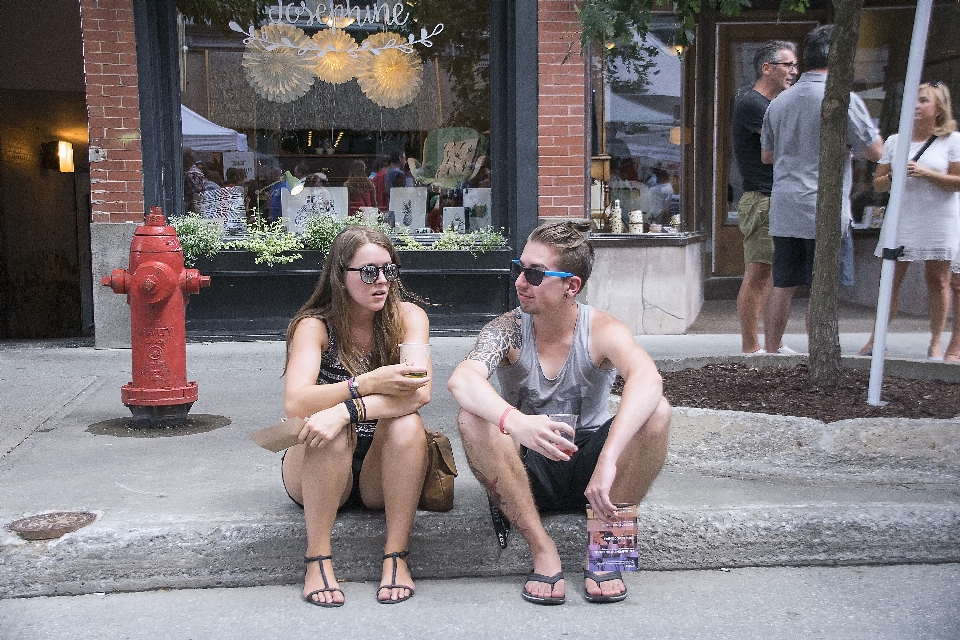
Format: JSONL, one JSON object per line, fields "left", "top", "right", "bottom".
{"left": 732, "top": 40, "right": 798, "bottom": 354}
{"left": 760, "top": 24, "right": 883, "bottom": 353}
{"left": 447, "top": 221, "right": 670, "bottom": 606}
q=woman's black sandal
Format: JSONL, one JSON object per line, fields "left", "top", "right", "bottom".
{"left": 377, "top": 550, "right": 415, "bottom": 604}
{"left": 303, "top": 554, "right": 344, "bottom": 607}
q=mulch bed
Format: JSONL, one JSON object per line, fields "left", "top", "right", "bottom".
{"left": 613, "top": 363, "right": 960, "bottom": 423}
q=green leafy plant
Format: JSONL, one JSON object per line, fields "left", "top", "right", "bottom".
{"left": 431, "top": 227, "right": 508, "bottom": 255}
{"left": 573, "top": 1, "right": 810, "bottom": 52}
{"left": 300, "top": 214, "right": 345, "bottom": 256}
{"left": 169, "top": 213, "right": 224, "bottom": 267}
{"left": 226, "top": 218, "right": 302, "bottom": 266}
{"left": 343, "top": 214, "right": 393, "bottom": 237}
{"left": 394, "top": 229, "right": 426, "bottom": 251}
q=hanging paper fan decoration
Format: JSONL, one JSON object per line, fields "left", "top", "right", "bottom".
{"left": 355, "top": 32, "right": 423, "bottom": 108}
{"left": 242, "top": 23, "right": 317, "bottom": 103}
{"left": 311, "top": 29, "right": 360, "bottom": 84}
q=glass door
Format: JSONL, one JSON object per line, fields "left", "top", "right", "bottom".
{"left": 712, "top": 21, "right": 816, "bottom": 277}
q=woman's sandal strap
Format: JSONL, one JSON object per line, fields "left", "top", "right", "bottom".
{"left": 378, "top": 550, "right": 414, "bottom": 603}
{"left": 303, "top": 555, "right": 344, "bottom": 607}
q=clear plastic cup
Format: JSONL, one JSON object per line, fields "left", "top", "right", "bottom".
{"left": 549, "top": 413, "right": 577, "bottom": 453}
{"left": 399, "top": 343, "right": 430, "bottom": 378}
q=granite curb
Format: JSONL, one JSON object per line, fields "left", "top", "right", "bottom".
{"left": 2, "top": 341, "right": 958, "bottom": 599}
{"left": 3, "top": 501, "right": 959, "bottom": 599}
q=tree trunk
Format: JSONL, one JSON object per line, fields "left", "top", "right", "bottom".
{"left": 808, "top": 0, "right": 865, "bottom": 387}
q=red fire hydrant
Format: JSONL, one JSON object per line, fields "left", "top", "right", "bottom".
{"left": 102, "top": 207, "right": 210, "bottom": 426}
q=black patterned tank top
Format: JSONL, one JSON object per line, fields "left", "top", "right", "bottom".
{"left": 318, "top": 319, "right": 376, "bottom": 438}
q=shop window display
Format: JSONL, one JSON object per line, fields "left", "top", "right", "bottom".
{"left": 180, "top": 0, "right": 492, "bottom": 238}
{"left": 595, "top": 17, "right": 684, "bottom": 232}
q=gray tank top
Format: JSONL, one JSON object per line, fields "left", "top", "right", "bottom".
{"left": 496, "top": 303, "right": 616, "bottom": 433}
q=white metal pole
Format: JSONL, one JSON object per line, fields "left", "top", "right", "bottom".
{"left": 867, "top": 0, "right": 934, "bottom": 405}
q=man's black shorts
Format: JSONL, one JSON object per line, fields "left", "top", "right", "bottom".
{"left": 522, "top": 416, "right": 614, "bottom": 513}
{"left": 772, "top": 236, "right": 816, "bottom": 288}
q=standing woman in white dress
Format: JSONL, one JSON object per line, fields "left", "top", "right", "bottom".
{"left": 859, "top": 82, "right": 960, "bottom": 360}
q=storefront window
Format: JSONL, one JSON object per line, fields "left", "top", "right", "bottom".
{"left": 597, "top": 18, "right": 683, "bottom": 228}
{"left": 180, "top": 1, "right": 491, "bottom": 236}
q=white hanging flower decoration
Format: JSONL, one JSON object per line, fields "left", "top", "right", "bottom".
{"left": 311, "top": 29, "right": 360, "bottom": 85}
{"left": 355, "top": 32, "right": 424, "bottom": 109}
{"left": 242, "top": 23, "right": 317, "bottom": 103}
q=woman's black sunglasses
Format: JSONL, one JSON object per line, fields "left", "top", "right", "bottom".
{"left": 510, "top": 260, "right": 574, "bottom": 286}
{"left": 344, "top": 263, "right": 400, "bottom": 284}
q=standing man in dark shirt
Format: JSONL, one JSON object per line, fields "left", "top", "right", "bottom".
{"left": 732, "top": 41, "right": 798, "bottom": 354}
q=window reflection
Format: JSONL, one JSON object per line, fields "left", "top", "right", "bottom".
{"left": 599, "top": 19, "right": 683, "bottom": 229}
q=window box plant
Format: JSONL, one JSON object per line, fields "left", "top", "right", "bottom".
{"left": 171, "top": 213, "right": 511, "bottom": 339}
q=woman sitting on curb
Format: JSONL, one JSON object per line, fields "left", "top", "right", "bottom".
{"left": 281, "top": 226, "right": 431, "bottom": 606}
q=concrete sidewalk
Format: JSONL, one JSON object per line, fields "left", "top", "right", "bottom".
{"left": 1, "top": 303, "right": 959, "bottom": 599}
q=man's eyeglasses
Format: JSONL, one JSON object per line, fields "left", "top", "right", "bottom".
{"left": 344, "top": 263, "right": 400, "bottom": 284}
{"left": 510, "top": 260, "right": 574, "bottom": 286}
{"left": 768, "top": 61, "right": 798, "bottom": 69}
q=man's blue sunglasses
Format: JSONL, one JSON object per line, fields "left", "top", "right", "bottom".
{"left": 510, "top": 260, "right": 574, "bottom": 286}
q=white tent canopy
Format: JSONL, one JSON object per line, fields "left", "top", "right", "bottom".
{"left": 181, "top": 105, "right": 248, "bottom": 151}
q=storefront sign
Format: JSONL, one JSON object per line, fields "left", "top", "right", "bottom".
{"left": 230, "top": 2, "right": 443, "bottom": 57}
{"left": 266, "top": 1, "right": 409, "bottom": 28}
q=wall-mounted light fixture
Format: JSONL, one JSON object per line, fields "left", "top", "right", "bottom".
{"left": 40, "top": 141, "right": 75, "bottom": 173}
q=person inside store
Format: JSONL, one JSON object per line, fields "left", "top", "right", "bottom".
{"left": 447, "top": 220, "right": 670, "bottom": 605}
{"left": 281, "top": 226, "right": 432, "bottom": 607}
{"left": 374, "top": 149, "right": 407, "bottom": 212}
{"left": 182, "top": 149, "right": 205, "bottom": 214}
{"left": 427, "top": 194, "right": 443, "bottom": 232}
{"left": 859, "top": 81, "right": 960, "bottom": 360}
{"left": 346, "top": 159, "right": 378, "bottom": 213}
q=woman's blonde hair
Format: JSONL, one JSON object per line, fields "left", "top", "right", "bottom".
{"left": 285, "top": 226, "right": 403, "bottom": 375}
{"left": 921, "top": 82, "right": 957, "bottom": 136}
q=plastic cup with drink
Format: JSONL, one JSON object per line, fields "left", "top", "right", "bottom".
{"left": 399, "top": 343, "right": 430, "bottom": 378}
{"left": 548, "top": 413, "right": 577, "bottom": 454}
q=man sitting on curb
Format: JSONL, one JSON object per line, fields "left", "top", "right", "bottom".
{"left": 447, "top": 220, "right": 671, "bottom": 605}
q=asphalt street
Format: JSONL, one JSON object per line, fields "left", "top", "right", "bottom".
{"left": 2, "top": 564, "right": 958, "bottom": 640}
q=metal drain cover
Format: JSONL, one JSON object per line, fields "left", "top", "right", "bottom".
{"left": 9, "top": 511, "right": 97, "bottom": 540}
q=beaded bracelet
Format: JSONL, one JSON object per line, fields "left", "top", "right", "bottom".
{"left": 343, "top": 399, "right": 359, "bottom": 425}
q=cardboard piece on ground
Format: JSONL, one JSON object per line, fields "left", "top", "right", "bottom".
{"left": 250, "top": 417, "right": 304, "bottom": 452}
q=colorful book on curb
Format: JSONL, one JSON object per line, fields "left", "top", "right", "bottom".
{"left": 586, "top": 504, "right": 639, "bottom": 572}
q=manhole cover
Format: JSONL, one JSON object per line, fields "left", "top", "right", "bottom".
{"left": 86, "top": 414, "right": 231, "bottom": 438}
{"left": 9, "top": 511, "right": 98, "bottom": 540}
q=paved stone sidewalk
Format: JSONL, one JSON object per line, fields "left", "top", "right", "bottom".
{"left": 1, "top": 326, "right": 958, "bottom": 598}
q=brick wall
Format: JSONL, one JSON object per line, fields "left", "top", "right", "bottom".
{"left": 79, "top": 0, "right": 144, "bottom": 223}
{"left": 537, "top": 0, "right": 588, "bottom": 219}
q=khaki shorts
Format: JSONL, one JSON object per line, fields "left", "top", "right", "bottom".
{"left": 738, "top": 191, "right": 774, "bottom": 265}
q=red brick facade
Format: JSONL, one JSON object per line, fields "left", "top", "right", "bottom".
{"left": 537, "top": 0, "right": 588, "bottom": 218}
{"left": 79, "top": 0, "right": 144, "bottom": 223}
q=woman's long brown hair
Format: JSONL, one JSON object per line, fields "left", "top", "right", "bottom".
{"left": 285, "top": 226, "right": 403, "bottom": 375}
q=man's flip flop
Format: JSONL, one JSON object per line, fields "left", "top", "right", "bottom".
{"left": 583, "top": 569, "right": 628, "bottom": 603}
{"left": 520, "top": 571, "right": 565, "bottom": 605}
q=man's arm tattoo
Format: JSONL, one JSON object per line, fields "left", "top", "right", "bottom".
{"left": 464, "top": 309, "right": 521, "bottom": 376}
